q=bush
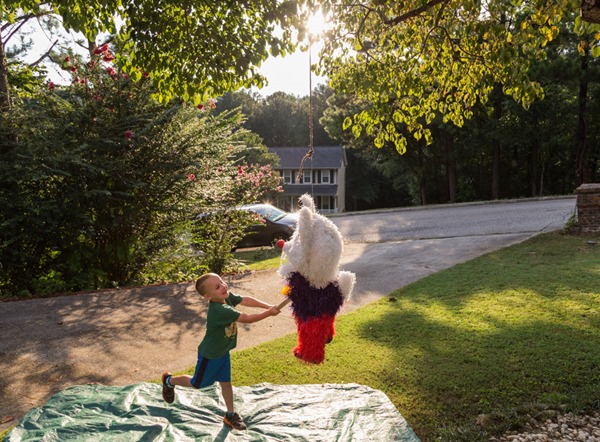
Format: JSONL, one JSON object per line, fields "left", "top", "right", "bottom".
{"left": 190, "top": 164, "right": 283, "bottom": 274}
{"left": 0, "top": 46, "right": 281, "bottom": 297}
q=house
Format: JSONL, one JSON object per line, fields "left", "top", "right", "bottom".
{"left": 268, "top": 146, "right": 347, "bottom": 213}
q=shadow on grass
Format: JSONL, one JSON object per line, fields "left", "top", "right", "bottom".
{"left": 350, "top": 232, "right": 600, "bottom": 440}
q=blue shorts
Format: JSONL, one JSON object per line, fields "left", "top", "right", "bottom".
{"left": 191, "top": 352, "right": 231, "bottom": 389}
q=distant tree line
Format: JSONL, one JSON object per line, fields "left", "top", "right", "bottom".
{"left": 215, "top": 20, "right": 599, "bottom": 210}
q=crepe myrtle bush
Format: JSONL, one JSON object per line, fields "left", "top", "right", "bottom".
{"left": 0, "top": 45, "right": 274, "bottom": 297}
{"left": 191, "top": 164, "right": 284, "bottom": 275}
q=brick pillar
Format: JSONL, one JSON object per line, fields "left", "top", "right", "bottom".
{"left": 576, "top": 183, "right": 600, "bottom": 233}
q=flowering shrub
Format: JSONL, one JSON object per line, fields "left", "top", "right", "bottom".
{"left": 189, "top": 163, "right": 283, "bottom": 274}
{"left": 0, "top": 44, "right": 280, "bottom": 296}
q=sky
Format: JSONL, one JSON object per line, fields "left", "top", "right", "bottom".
{"left": 250, "top": 46, "right": 327, "bottom": 98}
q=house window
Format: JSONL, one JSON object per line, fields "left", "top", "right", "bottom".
{"left": 317, "top": 196, "right": 335, "bottom": 212}
{"left": 283, "top": 170, "right": 292, "bottom": 184}
{"left": 302, "top": 170, "right": 312, "bottom": 184}
{"left": 321, "top": 170, "right": 331, "bottom": 184}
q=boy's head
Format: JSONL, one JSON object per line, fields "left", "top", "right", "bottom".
{"left": 195, "top": 273, "right": 229, "bottom": 302}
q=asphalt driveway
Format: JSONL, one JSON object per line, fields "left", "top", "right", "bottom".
{"left": 0, "top": 231, "right": 535, "bottom": 432}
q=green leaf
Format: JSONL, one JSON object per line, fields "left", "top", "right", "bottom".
{"left": 342, "top": 116, "right": 352, "bottom": 130}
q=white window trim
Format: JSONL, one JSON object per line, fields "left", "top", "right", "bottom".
{"left": 303, "top": 170, "right": 312, "bottom": 184}
{"left": 283, "top": 170, "right": 292, "bottom": 184}
{"left": 319, "top": 196, "right": 336, "bottom": 213}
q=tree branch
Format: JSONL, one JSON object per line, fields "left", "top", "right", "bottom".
{"left": 384, "top": 0, "right": 450, "bottom": 25}
{"left": 29, "top": 39, "right": 59, "bottom": 67}
{"left": 2, "top": 13, "right": 35, "bottom": 43}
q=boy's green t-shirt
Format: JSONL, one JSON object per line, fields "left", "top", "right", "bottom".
{"left": 198, "top": 292, "right": 243, "bottom": 359}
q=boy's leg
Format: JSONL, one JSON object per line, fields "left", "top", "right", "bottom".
{"left": 215, "top": 353, "right": 234, "bottom": 412}
{"left": 168, "top": 375, "right": 193, "bottom": 387}
{"left": 162, "top": 374, "right": 193, "bottom": 403}
{"left": 217, "top": 354, "right": 247, "bottom": 431}
{"left": 221, "top": 382, "right": 246, "bottom": 431}
{"left": 161, "top": 354, "right": 206, "bottom": 404}
{"left": 220, "top": 381, "right": 234, "bottom": 413}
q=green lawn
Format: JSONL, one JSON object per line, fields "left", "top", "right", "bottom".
{"left": 234, "top": 247, "right": 284, "bottom": 271}
{"left": 228, "top": 231, "right": 600, "bottom": 441}
{"left": 3, "top": 231, "right": 599, "bottom": 441}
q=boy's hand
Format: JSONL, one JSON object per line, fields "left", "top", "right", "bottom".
{"left": 268, "top": 305, "right": 281, "bottom": 316}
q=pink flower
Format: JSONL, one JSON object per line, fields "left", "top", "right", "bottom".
{"left": 143, "top": 71, "right": 150, "bottom": 78}
{"left": 277, "top": 186, "right": 283, "bottom": 192}
{"left": 102, "top": 53, "right": 115, "bottom": 63}
{"left": 64, "top": 56, "right": 71, "bottom": 63}
{"left": 93, "top": 44, "right": 109, "bottom": 55}
{"left": 70, "top": 65, "right": 77, "bottom": 72}
{"left": 197, "top": 103, "right": 204, "bottom": 110}
{"left": 124, "top": 130, "right": 133, "bottom": 140}
{"left": 106, "top": 67, "right": 116, "bottom": 76}
{"left": 48, "top": 81, "right": 55, "bottom": 90}
{"left": 122, "top": 73, "right": 129, "bottom": 79}
{"left": 207, "top": 98, "right": 216, "bottom": 109}
{"left": 187, "top": 173, "right": 196, "bottom": 181}
{"left": 80, "top": 78, "right": 86, "bottom": 84}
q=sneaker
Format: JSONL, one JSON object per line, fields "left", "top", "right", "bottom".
{"left": 162, "top": 372, "right": 175, "bottom": 404}
{"left": 223, "top": 412, "right": 247, "bottom": 430}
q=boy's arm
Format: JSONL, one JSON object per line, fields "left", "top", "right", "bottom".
{"left": 237, "top": 306, "right": 280, "bottom": 324}
{"left": 239, "top": 296, "right": 272, "bottom": 309}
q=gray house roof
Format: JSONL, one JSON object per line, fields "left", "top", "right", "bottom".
{"left": 268, "top": 146, "right": 347, "bottom": 169}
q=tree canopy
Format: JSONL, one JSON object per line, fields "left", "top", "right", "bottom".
{"left": 1, "top": 0, "right": 301, "bottom": 108}
{"left": 3, "top": 0, "right": 600, "bottom": 151}
{"left": 314, "top": 0, "right": 599, "bottom": 153}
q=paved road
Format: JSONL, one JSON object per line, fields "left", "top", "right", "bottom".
{"left": 332, "top": 197, "right": 576, "bottom": 243}
{"left": 0, "top": 197, "right": 577, "bottom": 431}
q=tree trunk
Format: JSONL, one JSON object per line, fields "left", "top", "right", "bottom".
{"left": 491, "top": 83, "right": 502, "bottom": 200}
{"left": 0, "top": 36, "right": 11, "bottom": 111}
{"left": 575, "top": 51, "right": 590, "bottom": 186}
{"left": 528, "top": 139, "right": 539, "bottom": 196}
{"left": 446, "top": 140, "right": 457, "bottom": 203}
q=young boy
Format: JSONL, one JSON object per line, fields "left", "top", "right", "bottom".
{"left": 161, "top": 272, "right": 281, "bottom": 431}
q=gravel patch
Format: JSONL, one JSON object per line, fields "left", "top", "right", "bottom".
{"left": 491, "top": 411, "right": 600, "bottom": 442}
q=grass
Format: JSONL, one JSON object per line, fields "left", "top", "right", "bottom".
{"left": 3, "top": 232, "right": 599, "bottom": 441}
{"left": 233, "top": 247, "right": 284, "bottom": 271}
{"left": 227, "top": 231, "right": 600, "bottom": 441}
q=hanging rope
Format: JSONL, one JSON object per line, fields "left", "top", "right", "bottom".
{"left": 297, "top": 38, "right": 314, "bottom": 187}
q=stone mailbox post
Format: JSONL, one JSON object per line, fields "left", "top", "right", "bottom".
{"left": 576, "top": 183, "right": 600, "bottom": 233}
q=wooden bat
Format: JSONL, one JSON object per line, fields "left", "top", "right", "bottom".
{"left": 276, "top": 297, "right": 291, "bottom": 310}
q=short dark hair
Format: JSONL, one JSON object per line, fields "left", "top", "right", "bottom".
{"left": 195, "top": 273, "right": 218, "bottom": 295}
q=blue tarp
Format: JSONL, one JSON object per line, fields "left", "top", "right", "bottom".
{"left": 7, "top": 383, "right": 420, "bottom": 441}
